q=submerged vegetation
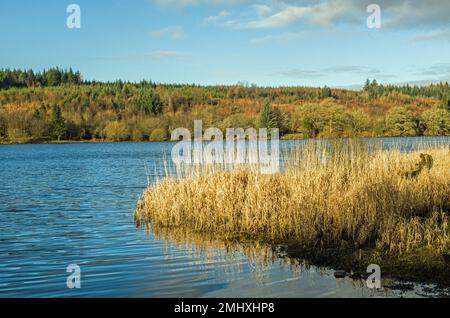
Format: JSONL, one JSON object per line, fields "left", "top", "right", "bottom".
{"left": 1, "top": 69, "right": 450, "bottom": 144}
{"left": 135, "top": 141, "right": 450, "bottom": 285}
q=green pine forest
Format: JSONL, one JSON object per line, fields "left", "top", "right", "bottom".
{"left": 1, "top": 68, "right": 450, "bottom": 144}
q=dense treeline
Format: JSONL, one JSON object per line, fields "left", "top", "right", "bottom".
{"left": 0, "top": 68, "right": 449, "bottom": 143}
{"left": 364, "top": 79, "right": 450, "bottom": 101}
{"left": 0, "top": 68, "right": 82, "bottom": 89}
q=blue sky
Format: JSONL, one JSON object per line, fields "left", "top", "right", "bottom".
{"left": 1, "top": 0, "right": 449, "bottom": 87}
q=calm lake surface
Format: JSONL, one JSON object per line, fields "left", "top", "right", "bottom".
{"left": 1, "top": 137, "right": 449, "bottom": 298}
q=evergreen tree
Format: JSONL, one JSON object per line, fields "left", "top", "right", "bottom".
{"left": 257, "top": 102, "right": 276, "bottom": 130}
{"left": 49, "top": 105, "right": 66, "bottom": 141}
{"left": 257, "top": 102, "right": 286, "bottom": 137}
{"left": 150, "top": 93, "right": 163, "bottom": 115}
{"left": 364, "top": 79, "right": 371, "bottom": 91}
{"left": 320, "top": 86, "right": 332, "bottom": 98}
{"left": 135, "top": 90, "right": 164, "bottom": 115}
{"left": 45, "top": 68, "right": 62, "bottom": 86}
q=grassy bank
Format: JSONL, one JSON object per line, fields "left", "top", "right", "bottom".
{"left": 135, "top": 140, "right": 450, "bottom": 285}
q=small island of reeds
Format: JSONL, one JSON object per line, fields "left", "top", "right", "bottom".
{"left": 135, "top": 140, "right": 450, "bottom": 286}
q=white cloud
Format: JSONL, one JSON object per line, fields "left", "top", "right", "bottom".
{"left": 379, "top": 0, "right": 450, "bottom": 28}
{"left": 204, "top": 10, "right": 229, "bottom": 23}
{"left": 252, "top": 4, "right": 273, "bottom": 17}
{"left": 223, "top": 1, "right": 358, "bottom": 29}
{"left": 202, "top": 0, "right": 450, "bottom": 30}
{"left": 244, "top": 6, "right": 310, "bottom": 28}
{"left": 151, "top": 0, "right": 450, "bottom": 31}
{"left": 149, "top": 26, "right": 184, "bottom": 40}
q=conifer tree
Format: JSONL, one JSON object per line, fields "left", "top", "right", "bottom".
{"left": 50, "top": 105, "right": 66, "bottom": 141}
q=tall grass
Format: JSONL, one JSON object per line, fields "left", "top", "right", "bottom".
{"left": 135, "top": 140, "right": 450, "bottom": 282}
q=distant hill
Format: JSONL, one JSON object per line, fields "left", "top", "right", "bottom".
{"left": 1, "top": 69, "right": 449, "bottom": 144}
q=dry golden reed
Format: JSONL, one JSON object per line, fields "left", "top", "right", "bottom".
{"left": 135, "top": 140, "right": 450, "bottom": 257}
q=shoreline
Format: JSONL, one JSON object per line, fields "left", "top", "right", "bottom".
{"left": 135, "top": 141, "right": 450, "bottom": 287}
{"left": 1, "top": 135, "right": 450, "bottom": 146}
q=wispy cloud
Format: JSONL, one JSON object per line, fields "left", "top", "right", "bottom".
{"left": 250, "top": 31, "right": 307, "bottom": 44}
{"left": 153, "top": 0, "right": 450, "bottom": 32}
{"left": 324, "top": 65, "right": 380, "bottom": 74}
{"left": 410, "top": 29, "right": 450, "bottom": 43}
{"left": 142, "top": 51, "right": 186, "bottom": 60}
{"left": 275, "top": 68, "right": 325, "bottom": 78}
{"left": 379, "top": 0, "right": 450, "bottom": 28}
{"left": 220, "top": 1, "right": 359, "bottom": 29}
{"left": 149, "top": 26, "right": 184, "bottom": 40}
{"left": 201, "top": 0, "right": 450, "bottom": 30}
{"left": 204, "top": 10, "right": 229, "bottom": 24}
{"left": 252, "top": 4, "right": 273, "bottom": 17}
{"left": 247, "top": 2, "right": 355, "bottom": 29}
{"left": 415, "top": 63, "right": 450, "bottom": 77}
{"left": 152, "top": 0, "right": 249, "bottom": 8}
{"left": 274, "top": 65, "right": 383, "bottom": 79}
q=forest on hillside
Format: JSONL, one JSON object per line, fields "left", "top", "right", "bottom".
{"left": 1, "top": 68, "right": 450, "bottom": 143}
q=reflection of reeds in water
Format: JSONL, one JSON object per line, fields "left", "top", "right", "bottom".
{"left": 143, "top": 212, "right": 430, "bottom": 296}
{"left": 149, "top": 225, "right": 321, "bottom": 281}
{"left": 135, "top": 139, "right": 450, "bottom": 284}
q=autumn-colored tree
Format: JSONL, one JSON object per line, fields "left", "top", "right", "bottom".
{"left": 385, "top": 107, "right": 420, "bottom": 137}
{"left": 422, "top": 108, "right": 450, "bottom": 136}
{"left": 103, "top": 121, "right": 129, "bottom": 141}
{"left": 2, "top": 69, "right": 450, "bottom": 144}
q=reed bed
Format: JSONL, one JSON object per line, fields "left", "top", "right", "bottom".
{"left": 135, "top": 140, "right": 450, "bottom": 283}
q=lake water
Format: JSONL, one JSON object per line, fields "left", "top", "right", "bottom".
{"left": 1, "top": 138, "right": 449, "bottom": 298}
